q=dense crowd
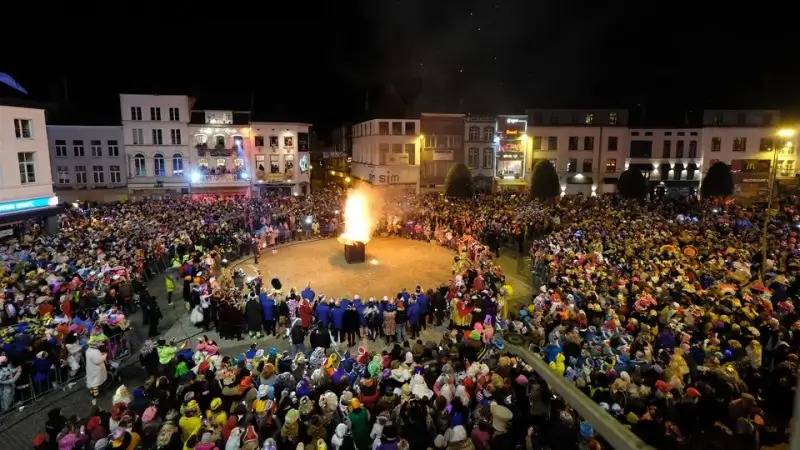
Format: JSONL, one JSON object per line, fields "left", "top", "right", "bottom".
{"left": 2, "top": 190, "right": 798, "bottom": 450}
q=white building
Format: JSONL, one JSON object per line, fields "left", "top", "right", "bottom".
{"left": 350, "top": 118, "right": 421, "bottom": 194}
{"left": 119, "top": 94, "right": 192, "bottom": 196}
{"left": 188, "top": 109, "right": 252, "bottom": 196}
{"left": 700, "top": 109, "right": 799, "bottom": 198}
{"left": 463, "top": 116, "right": 497, "bottom": 192}
{"left": 47, "top": 125, "right": 126, "bottom": 203}
{"left": 0, "top": 103, "right": 59, "bottom": 233}
{"left": 527, "top": 109, "right": 629, "bottom": 195}
{"left": 250, "top": 122, "right": 312, "bottom": 195}
{"left": 626, "top": 127, "right": 702, "bottom": 196}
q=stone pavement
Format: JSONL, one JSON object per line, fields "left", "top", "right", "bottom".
{"left": 0, "top": 237, "right": 534, "bottom": 447}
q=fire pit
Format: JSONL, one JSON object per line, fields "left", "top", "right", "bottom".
{"left": 337, "top": 189, "right": 374, "bottom": 264}
{"left": 343, "top": 241, "right": 366, "bottom": 264}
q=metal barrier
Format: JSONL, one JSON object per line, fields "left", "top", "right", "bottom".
{"left": 0, "top": 329, "right": 134, "bottom": 424}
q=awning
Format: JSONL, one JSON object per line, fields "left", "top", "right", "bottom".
{"left": 497, "top": 178, "right": 527, "bottom": 186}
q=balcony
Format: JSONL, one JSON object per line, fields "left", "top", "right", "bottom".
{"left": 195, "top": 143, "right": 237, "bottom": 158}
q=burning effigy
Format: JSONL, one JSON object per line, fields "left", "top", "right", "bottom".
{"left": 338, "top": 189, "right": 374, "bottom": 263}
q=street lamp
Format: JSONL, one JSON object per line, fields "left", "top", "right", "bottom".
{"left": 761, "top": 128, "right": 796, "bottom": 279}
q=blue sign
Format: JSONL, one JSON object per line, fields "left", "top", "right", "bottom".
{"left": 0, "top": 197, "right": 54, "bottom": 214}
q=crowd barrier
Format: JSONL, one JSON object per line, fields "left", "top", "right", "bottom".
{"left": 0, "top": 329, "right": 134, "bottom": 424}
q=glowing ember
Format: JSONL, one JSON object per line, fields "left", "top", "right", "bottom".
{"left": 338, "top": 190, "right": 373, "bottom": 244}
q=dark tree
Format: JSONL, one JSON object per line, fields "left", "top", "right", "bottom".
{"left": 444, "top": 163, "right": 474, "bottom": 198}
{"left": 529, "top": 160, "right": 561, "bottom": 200}
{"left": 700, "top": 161, "right": 734, "bottom": 198}
{"left": 617, "top": 169, "right": 648, "bottom": 198}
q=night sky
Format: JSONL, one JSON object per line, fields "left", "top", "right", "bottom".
{"left": 1, "top": 1, "right": 796, "bottom": 133}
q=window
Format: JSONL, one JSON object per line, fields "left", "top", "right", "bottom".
{"left": 582, "top": 159, "right": 593, "bottom": 173}
{"left": 583, "top": 136, "right": 594, "bottom": 151}
{"left": 532, "top": 136, "right": 542, "bottom": 150}
{"left": 168, "top": 107, "right": 180, "bottom": 121}
{"left": 690, "top": 132, "right": 698, "bottom": 136}
{"left": 92, "top": 165, "right": 105, "bottom": 184}
{"left": 170, "top": 129, "right": 182, "bottom": 145}
{"left": 73, "top": 140, "right": 85, "bottom": 157}
{"left": 405, "top": 122, "right": 416, "bottom": 135}
{"left": 665, "top": 132, "right": 673, "bottom": 136}
{"left": 662, "top": 140, "right": 671, "bottom": 158}
{"left": 172, "top": 153, "right": 184, "bottom": 175}
{"left": 644, "top": 132, "right": 653, "bottom": 136}
{"left": 677, "top": 132, "right": 685, "bottom": 136}
{"left": 405, "top": 144, "right": 416, "bottom": 164}
{"left": 130, "top": 107, "right": 142, "bottom": 121}
{"left": 482, "top": 148, "right": 494, "bottom": 169}
{"left": 55, "top": 140, "right": 67, "bottom": 157}
{"left": 268, "top": 136, "right": 279, "bottom": 147}
{"left": 436, "top": 137, "right": 448, "bottom": 149}
{"left": 482, "top": 126, "right": 494, "bottom": 141}
{"left": 110, "top": 165, "right": 121, "bottom": 183}
{"left": 153, "top": 153, "right": 165, "bottom": 176}
{"left": 711, "top": 137, "right": 721, "bottom": 152}
{"left": 689, "top": 141, "right": 698, "bottom": 158}
{"left": 152, "top": 129, "right": 163, "bottom": 145}
{"left": 108, "top": 140, "right": 119, "bottom": 157}
{"left": 150, "top": 107, "right": 161, "bottom": 121}
{"left": 254, "top": 136, "right": 265, "bottom": 147}
{"left": 57, "top": 166, "right": 69, "bottom": 184}
{"left": 733, "top": 137, "right": 747, "bottom": 152}
{"left": 269, "top": 155, "right": 279, "bottom": 173}
{"left": 568, "top": 137, "right": 579, "bottom": 151}
{"left": 285, "top": 154, "right": 295, "bottom": 174}
{"left": 132, "top": 128, "right": 144, "bottom": 144}
{"left": 736, "top": 113, "right": 746, "bottom": 125}
{"left": 213, "top": 135, "right": 226, "bottom": 148}
{"left": 759, "top": 138, "right": 774, "bottom": 152}
{"left": 378, "top": 122, "right": 389, "bottom": 135}
{"left": 549, "top": 114, "right": 559, "bottom": 125}
{"left": 18, "top": 152, "right": 36, "bottom": 184}
{"left": 605, "top": 159, "right": 617, "bottom": 173}
{"left": 468, "top": 147, "right": 479, "bottom": 168}
{"left": 284, "top": 136, "right": 293, "bottom": 147}
{"left": 609, "top": 112, "right": 618, "bottom": 125}
{"left": 585, "top": 113, "right": 594, "bottom": 124}
{"left": 198, "top": 158, "right": 209, "bottom": 169}
{"left": 133, "top": 153, "right": 146, "bottom": 176}
{"left": 608, "top": 136, "right": 618, "bottom": 151}
{"left": 547, "top": 136, "right": 558, "bottom": 150}
{"left": 75, "top": 166, "right": 87, "bottom": 184}
{"left": 567, "top": 158, "right": 577, "bottom": 173}
{"left": 531, "top": 112, "right": 543, "bottom": 124}
{"left": 676, "top": 141, "right": 684, "bottom": 158}
{"left": 14, "top": 119, "right": 32, "bottom": 139}
{"left": 631, "top": 132, "right": 640, "bottom": 136}
{"left": 390, "top": 122, "right": 402, "bottom": 135}
{"left": 91, "top": 140, "right": 102, "bottom": 157}
{"left": 468, "top": 126, "right": 480, "bottom": 141}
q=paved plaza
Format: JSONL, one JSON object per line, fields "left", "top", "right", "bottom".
{"left": 0, "top": 238, "right": 533, "bottom": 446}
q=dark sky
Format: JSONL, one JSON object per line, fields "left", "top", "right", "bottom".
{"left": 1, "top": 1, "right": 797, "bottom": 133}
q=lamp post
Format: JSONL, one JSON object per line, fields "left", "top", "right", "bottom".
{"left": 761, "top": 128, "right": 796, "bottom": 280}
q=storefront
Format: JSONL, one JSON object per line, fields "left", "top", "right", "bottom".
{"left": 495, "top": 117, "right": 528, "bottom": 191}
{"left": 733, "top": 172, "right": 770, "bottom": 200}
{"left": 351, "top": 163, "right": 420, "bottom": 194}
{"left": 0, "top": 196, "right": 63, "bottom": 236}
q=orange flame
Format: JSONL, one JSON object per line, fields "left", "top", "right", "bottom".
{"left": 338, "top": 190, "right": 373, "bottom": 244}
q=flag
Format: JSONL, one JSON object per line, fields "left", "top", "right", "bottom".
{"left": 0, "top": 73, "right": 28, "bottom": 94}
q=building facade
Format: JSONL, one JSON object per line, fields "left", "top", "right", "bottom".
{"left": 188, "top": 109, "right": 252, "bottom": 197}
{"left": 495, "top": 115, "right": 529, "bottom": 191}
{"left": 120, "top": 94, "right": 192, "bottom": 196}
{"left": 0, "top": 103, "right": 60, "bottom": 233}
{"left": 527, "top": 109, "right": 629, "bottom": 195}
{"left": 250, "top": 122, "right": 312, "bottom": 195}
{"left": 350, "top": 118, "right": 421, "bottom": 194}
{"left": 46, "top": 125, "right": 126, "bottom": 202}
{"left": 463, "top": 116, "right": 497, "bottom": 192}
{"left": 700, "top": 110, "right": 798, "bottom": 199}
{"left": 419, "top": 113, "right": 465, "bottom": 193}
{"left": 626, "top": 127, "right": 703, "bottom": 196}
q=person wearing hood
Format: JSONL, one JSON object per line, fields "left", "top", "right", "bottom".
{"left": 347, "top": 399, "right": 371, "bottom": 450}
{"left": 331, "top": 299, "right": 346, "bottom": 344}
{"left": 331, "top": 423, "right": 356, "bottom": 450}
{"left": 310, "top": 321, "right": 332, "bottom": 350}
{"left": 245, "top": 293, "right": 264, "bottom": 339}
{"left": 45, "top": 407, "right": 67, "bottom": 444}
{"left": 0, "top": 355, "right": 22, "bottom": 411}
{"left": 343, "top": 303, "right": 360, "bottom": 347}
{"left": 315, "top": 296, "right": 331, "bottom": 328}
{"left": 445, "top": 425, "right": 475, "bottom": 450}
{"left": 415, "top": 286, "right": 429, "bottom": 329}
{"left": 86, "top": 340, "right": 108, "bottom": 405}
{"left": 290, "top": 318, "right": 306, "bottom": 357}
{"left": 259, "top": 289, "right": 277, "bottom": 337}
{"left": 298, "top": 298, "right": 314, "bottom": 332}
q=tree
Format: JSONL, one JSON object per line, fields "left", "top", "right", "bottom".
{"left": 617, "top": 169, "right": 648, "bottom": 198}
{"left": 529, "top": 160, "right": 561, "bottom": 200}
{"left": 444, "top": 163, "right": 474, "bottom": 198}
{"left": 700, "top": 161, "right": 734, "bottom": 198}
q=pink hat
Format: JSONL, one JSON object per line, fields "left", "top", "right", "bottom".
{"left": 142, "top": 406, "right": 157, "bottom": 423}
{"left": 515, "top": 374, "right": 528, "bottom": 385}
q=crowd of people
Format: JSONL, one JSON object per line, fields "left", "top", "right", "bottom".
{"left": 3, "top": 189, "right": 798, "bottom": 450}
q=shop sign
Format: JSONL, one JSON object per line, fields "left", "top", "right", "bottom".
{"left": 0, "top": 196, "right": 57, "bottom": 214}
{"left": 258, "top": 173, "right": 291, "bottom": 183}
{"left": 432, "top": 150, "right": 454, "bottom": 161}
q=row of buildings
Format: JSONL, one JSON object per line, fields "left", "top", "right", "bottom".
{"left": 326, "top": 109, "right": 799, "bottom": 197}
